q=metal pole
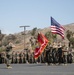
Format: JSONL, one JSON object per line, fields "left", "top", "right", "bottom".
{"left": 19, "top": 26, "right": 30, "bottom": 49}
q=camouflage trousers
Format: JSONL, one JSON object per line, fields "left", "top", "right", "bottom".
{"left": 5, "top": 55, "right": 12, "bottom": 67}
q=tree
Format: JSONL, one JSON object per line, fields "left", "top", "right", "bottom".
{"left": 0, "top": 30, "right": 5, "bottom": 46}
{"left": 66, "top": 30, "right": 74, "bottom": 48}
{"left": 66, "top": 30, "right": 72, "bottom": 41}
{"left": 45, "top": 31, "right": 57, "bottom": 44}
{"left": 31, "top": 27, "right": 37, "bottom": 36}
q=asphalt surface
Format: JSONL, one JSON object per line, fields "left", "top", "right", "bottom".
{"left": 0, "top": 63, "right": 74, "bottom": 75}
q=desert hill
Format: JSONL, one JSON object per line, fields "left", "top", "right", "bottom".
{"left": 0, "top": 23, "right": 74, "bottom": 51}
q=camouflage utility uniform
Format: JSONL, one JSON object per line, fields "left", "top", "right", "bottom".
{"left": 5, "top": 46, "right": 12, "bottom": 68}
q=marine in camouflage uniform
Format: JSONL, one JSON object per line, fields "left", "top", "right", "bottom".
{"left": 12, "top": 51, "right": 16, "bottom": 64}
{"left": 20, "top": 51, "right": 24, "bottom": 63}
{"left": 57, "top": 43, "right": 63, "bottom": 64}
{"left": 5, "top": 42, "right": 15, "bottom": 69}
{"left": 16, "top": 51, "right": 20, "bottom": 63}
{"left": 1, "top": 52, "right": 6, "bottom": 63}
{"left": 52, "top": 43, "right": 58, "bottom": 65}
{"left": 5, "top": 45, "right": 12, "bottom": 68}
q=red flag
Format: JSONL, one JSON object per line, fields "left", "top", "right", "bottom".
{"left": 34, "top": 47, "right": 41, "bottom": 59}
{"left": 34, "top": 33, "right": 49, "bottom": 59}
{"left": 37, "top": 33, "right": 44, "bottom": 45}
{"left": 40, "top": 33, "right": 49, "bottom": 43}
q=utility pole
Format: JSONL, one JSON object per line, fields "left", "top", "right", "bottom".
{"left": 20, "top": 26, "right": 30, "bottom": 50}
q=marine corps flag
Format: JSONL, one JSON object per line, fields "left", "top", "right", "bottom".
{"left": 34, "top": 33, "right": 49, "bottom": 59}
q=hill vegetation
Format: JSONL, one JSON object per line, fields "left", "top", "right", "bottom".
{"left": 0, "top": 23, "right": 74, "bottom": 52}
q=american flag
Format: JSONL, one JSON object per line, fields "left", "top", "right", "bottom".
{"left": 50, "top": 17, "right": 65, "bottom": 39}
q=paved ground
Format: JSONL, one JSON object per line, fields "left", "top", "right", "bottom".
{"left": 0, "top": 63, "right": 74, "bottom": 75}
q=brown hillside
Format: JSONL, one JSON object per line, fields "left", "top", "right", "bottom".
{"left": 1, "top": 23, "right": 74, "bottom": 51}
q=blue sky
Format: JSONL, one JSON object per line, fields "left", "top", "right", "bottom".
{"left": 0, "top": 0, "right": 74, "bottom": 34}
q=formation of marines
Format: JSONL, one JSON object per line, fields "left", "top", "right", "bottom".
{"left": 0, "top": 42, "right": 73, "bottom": 67}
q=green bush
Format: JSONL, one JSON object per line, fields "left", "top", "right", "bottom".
{"left": 15, "top": 40, "right": 20, "bottom": 44}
